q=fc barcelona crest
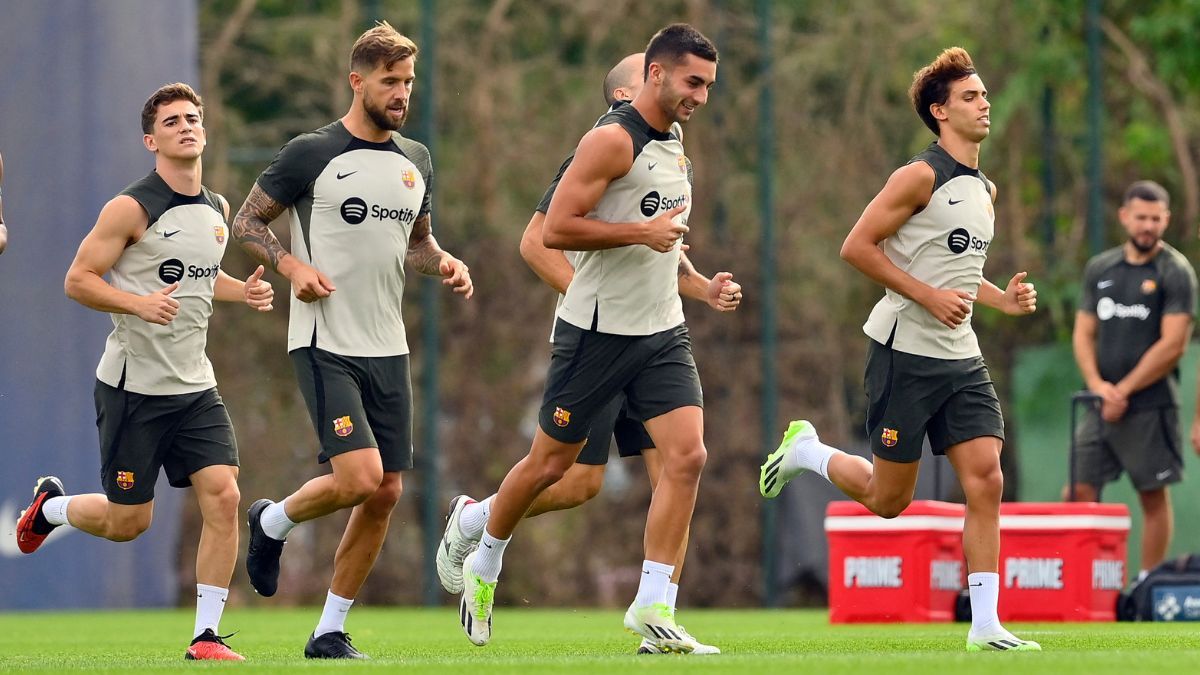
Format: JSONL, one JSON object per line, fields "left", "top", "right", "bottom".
{"left": 881, "top": 428, "right": 899, "bottom": 448}
{"left": 116, "top": 471, "right": 135, "bottom": 490}
{"left": 1142, "top": 278, "right": 1158, "bottom": 295}
{"left": 401, "top": 169, "right": 416, "bottom": 189}
{"left": 677, "top": 155, "right": 688, "bottom": 174}
{"left": 214, "top": 225, "right": 226, "bottom": 244}
{"left": 553, "top": 407, "right": 571, "bottom": 428}
{"left": 333, "top": 415, "right": 354, "bottom": 437}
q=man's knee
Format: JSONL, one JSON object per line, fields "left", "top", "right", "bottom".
{"left": 866, "top": 495, "right": 912, "bottom": 519}
{"left": 663, "top": 442, "right": 707, "bottom": 483}
{"left": 361, "top": 474, "right": 403, "bottom": 517}
{"left": 557, "top": 465, "right": 605, "bottom": 506}
{"left": 962, "top": 461, "right": 1004, "bottom": 503}
{"left": 106, "top": 511, "right": 153, "bottom": 541}
{"left": 333, "top": 459, "right": 385, "bottom": 506}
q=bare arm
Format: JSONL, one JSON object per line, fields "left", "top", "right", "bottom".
{"left": 234, "top": 182, "right": 335, "bottom": 302}
{"left": 678, "top": 250, "right": 742, "bottom": 312}
{"left": 840, "top": 162, "right": 977, "bottom": 329}
{"left": 1074, "top": 309, "right": 1130, "bottom": 423}
{"left": 408, "top": 214, "right": 473, "bottom": 298}
{"left": 543, "top": 125, "right": 686, "bottom": 252}
{"left": 975, "top": 273, "right": 1037, "bottom": 315}
{"left": 519, "top": 211, "right": 574, "bottom": 294}
{"left": 231, "top": 183, "right": 290, "bottom": 272}
{"left": 64, "top": 196, "right": 180, "bottom": 324}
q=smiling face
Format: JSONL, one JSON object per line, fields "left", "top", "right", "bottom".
{"left": 144, "top": 99, "right": 205, "bottom": 159}
{"left": 651, "top": 53, "right": 717, "bottom": 124}
{"left": 354, "top": 56, "right": 415, "bottom": 132}
{"left": 931, "top": 74, "right": 990, "bottom": 142}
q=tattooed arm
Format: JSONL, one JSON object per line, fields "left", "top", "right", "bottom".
{"left": 677, "top": 250, "right": 741, "bottom": 312}
{"left": 408, "top": 213, "right": 473, "bottom": 298}
{"left": 233, "top": 183, "right": 334, "bottom": 302}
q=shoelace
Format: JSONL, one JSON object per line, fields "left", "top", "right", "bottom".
{"left": 195, "top": 630, "right": 237, "bottom": 646}
{"left": 473, "top": 581, "right": 495, "bottom": 622}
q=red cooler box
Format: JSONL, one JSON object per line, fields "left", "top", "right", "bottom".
{"left": 825, "top": 500, "right": 965, "bottom": 623}
{"left": 998, "top": 502, "right": 1130, "bottom": 622}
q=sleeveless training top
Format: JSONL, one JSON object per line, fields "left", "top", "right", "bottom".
{"left": 863, "top": 143, "right": 994, "bottom": 359}
{"left": 96, "top": 172, "right": 228, "bottom": 395}
{"left": 556, "top": 105, "right": 689, "bottom": 336}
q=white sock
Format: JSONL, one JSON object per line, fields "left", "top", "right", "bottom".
{"left": 967, "top": 572, "right": 1001, "bottom": 634}
{"left": 782, "top": 435, "right": 837, "bottom": 481}
{"left": 261, "top": 498, "right": 297, "bottom": 541}
{"left": 42, "top": 496, "right": 73, "bottom": 527}
{"left": 459, "top": 495, "right": 494, "bottom": 539}
{"left": 471, "top": 530, "right": 509, "bottom": 583}
{"left": 635, "top": 560, "right": 675, "bottom": 608}
{"left": 665, "top": 582, "right": 680, "bottom": 612}
{"left": 194, "top": 584, "right": 229, "bottom": 638}
{"left": 313, "top": 590, "right": 354, "bottom": 637}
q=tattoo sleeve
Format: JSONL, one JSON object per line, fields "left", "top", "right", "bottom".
{"left": 406, "top": 214, "right": 448, "bottom": 276}
{"left": 232, "top": 183, "right": 290, "bottom": 271}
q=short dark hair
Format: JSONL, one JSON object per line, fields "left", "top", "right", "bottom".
{"left": 1123, "top": 180, "right": 1170, "bottom": 207}
{"left": 141, "top": 83, "right": 203, "bottom": 135}
{"left": 909, "top": 47, "right": 977, "bottom": 135}
{"left": 643, "top": 23, "right": 718, "bottom": 81}
{"left": 350, "top": 20, "right": 418, "bottom": 73}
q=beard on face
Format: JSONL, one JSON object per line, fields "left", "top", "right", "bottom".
{"left": 364, "top": 92, "right": 406, "bottom": 131}
{"left": 1129, "top": 233, "right": 1159, "bottom": 253}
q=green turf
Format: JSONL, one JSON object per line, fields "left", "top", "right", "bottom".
{"left": 1, "top": 608, "right": 1198, "bottom": 673}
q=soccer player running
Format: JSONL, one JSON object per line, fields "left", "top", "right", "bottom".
{"left": 232, "top": 22, "right": 472, "bottom": 659}
{"left": 1068, "top": 180, "right": 1196, "bottom": 579}
{"left": 759, "top": 48, "right": 1041, "bottom": 652}
{"left": 15, "top": 83, "right": 274, "bottom": 661}
{"left": 444, "top": 25, "right": 725, "bottom": 653}
{"left": 438, "top": 51, "right": 737, "bottom": 655}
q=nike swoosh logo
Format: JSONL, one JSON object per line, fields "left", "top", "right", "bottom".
{"left": 969, "top": 582, "right": 983, "bottom": 587}
{"left": 1156, "top": 470, "right": 1173, "bottom": 480}
{"left": 1097, "top": 280, "right": 1115, "bottom": 289}
{"left": 164, "top": 230, "right": 181, "bottom": 238}
{"left": 948, "top": 199, "right": 964, "bottom": 205}
{"left": 648, "top": 162, "right": 657, "bottom": 171}
{"left": 336, "top": 171, "right": 357, "bottom": 180}
{"left": 482, "top": 542, "right": 493, "bottom": 549}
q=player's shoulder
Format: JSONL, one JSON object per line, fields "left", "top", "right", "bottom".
{"left": 390, "top": 132, "right": 431, "bottom": 167}
{"left": 1084, "top": 246, "right": 1126, "bottom": 275}
{"left": 200, "top": 185, "right": 229, "bottom": 218}
{"left": 1157, "top": 243, "right": 1197, "bottom": 276}
{"left": 278, "top": 121, "right": 350, "bottom": 160}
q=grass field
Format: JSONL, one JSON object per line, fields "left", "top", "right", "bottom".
{"left": 2, "top": 608, "right": 1198, "bottom": 673}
